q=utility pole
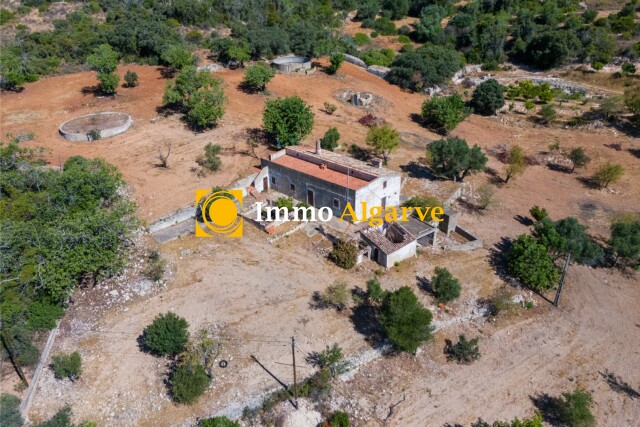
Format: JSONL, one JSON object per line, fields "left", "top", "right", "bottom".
{"left": 291, "top": 336, "right": 298, "bottom": 409}
{"left": 554, "top": 253, "right": 571, "bottom": 307}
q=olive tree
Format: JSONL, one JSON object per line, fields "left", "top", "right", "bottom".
{"left": 366, "top": 125, "right": 399, "bottom": 163}
{"left": 426, "top": 137, "right": 487, "bottom": 181}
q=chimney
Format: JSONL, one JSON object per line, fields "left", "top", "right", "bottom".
{"left": 376, "top": 159, "right": 383, "bottom": 169}
{"left": 315, "top": 139, "right": 322, "bottom": 155}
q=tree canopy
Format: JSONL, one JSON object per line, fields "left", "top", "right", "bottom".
{"left": 243, "top": 62, "right": 276, "bottom": 92}
{"left": 366, "top": 125, "right": 400, "bottom": 163}
{"left": 386, "top": 44, "right": 463, "bottom": 91}
{"left": 164, "top": 66, "right": 227, "bottom": 129}
{"left": 263, "top": 96, "right": 314, "bottom": 146}
{"left": 426, "top": 137, "right": 487, "bottom": 181}
{"left": 421, "top": 94, "right": 470, "bottom": 133}
{"left": 507, "top": 235, "right": 559, "bottom": 292}
{"left": 379, "top": 286, "right": 433, "bottom": 353}
{"left": 470, "top": 79, "right": 505, "bottom": 115}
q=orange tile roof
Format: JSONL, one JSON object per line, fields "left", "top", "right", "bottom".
{"left": 271, "top": 154, "right": 371, "bottom": 190}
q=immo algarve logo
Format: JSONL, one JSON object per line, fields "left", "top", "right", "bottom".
{"left": 195, "top": 189, "right": 243, "bottom": 238}
{"left": 196, "top": 189, "right": 445, "bottom": 238}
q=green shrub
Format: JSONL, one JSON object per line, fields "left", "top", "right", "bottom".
{"left": 380, "top": 286, "right": 433, "bottom": 353}
{"left": 556, "top": 389, "right": 595, "bottom": 427}
{"left": 27, "top": 298, "right": 64, "bottom": 330}
{"left": 329, "top": 240, "right": 358, "bottom": 269}
{"left": 321, "top": 281, "right": 350, "bottom": 310}
{"left": 421, "top": 94, "right": 470, "bottom": 132}
{"left": 529, "top": 205, "right": 549, "bottom": 222}
{"left": 507, "top": 235, "right": 559, "bottom": 292}
{"left": 317, "top": 343, "right": 349, "bottom": 377}
{"left": 328, "top": 52, "right": 345, "bottom": 74}
{"left": 353, "top": 33, "right": 371, "bottom": 46}
{"left": 592, "top": 162, "right": 623, "bottom": 189}
{"left": 86, "top": 129, "right": 101, "bottom": 141}
{"left": 143, "top": 250, "right": 166, "bottom": 282}
{"left": 142, "top": 312, "right": 189, "bottom": 356}
{"left": 328, "top": 411, "right": 351, "bottom": 427}
{"left": 0, "top": 394, "right": 23, "bottom": 427}
{"left": 365, "top": 277, "right": 387, "bottom": 304}
{"left": 470, "top": 79, "right": 505, "bottom": 116}
{"left": 361, "top": 48, "right": 395, "bottom": 67}
{"left": 196, "top": 143, "right": 222, "bottom": 172}
{"left": 445, "top": 335, "right": 480, "bottom": 363}
{"left": 170, "top": 363, "right": 211, "bottom": 404}
{"left": 200, "top": 416, "right": 240, "bottom": 427}
{"left": 243, "top": 62, "right": 276, "bottom": 91}
{"left": 372, "top": 17, "right": 396, "bottom": 35}
{"left": 324, "top": 102, "right": 337, "bottom": 115}
{"left": 275, "top": 196, "right": 294, "bottom": 210}
{"left": 397, "top": 35, "right": 411, "bottom": 44}
{"left": 124, "top": 70, "right": 138, "bottom": 88}
{"left": 431, "top": 267, "right": 461, "bottom": 303}
{"left": 538, "top": 104, "right": 557, "bottom": 125}
{"left": 321, "top": 127, "right": 340, "bottom": 151}
{"left": 50, "top": 351, "right": 82, "bottom": 381}
{"left": 0, "top": 9, "right": 15, "bottom": 25}
{"left": 32, "top": 405, "right": 73, "bottom": 427}
{"left": 263, "top": 96, "right": 314, "bottom": 146}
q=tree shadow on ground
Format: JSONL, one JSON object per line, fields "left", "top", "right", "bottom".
{"left": 488, "top": 236, "right": 512, "bottom": 283}
{"left": 81, "top": 85, "right": 103, "bottom": 96}
{"left": 577, "top": 176, "right": 600, "bottom": 190}
{"left": 156, "top": 66, "right": 177, "bottom": 79}
{"left": 348, "top": 144, "right": 372, "bottom": 162}
{"left": 547, "top": 163, "right": 572, "bottom": 174}
{"left": 399, "top": 161, "right": 436, "bottom": 179}
{"left": 349, "top": 287, "right": 384, "bottom": 346}
{"left": 628, "top": 148, "right": 640, "bottom": 159}
{"left": 612, "top": 119, "right": 640, "bottom": 139}
{"left": 245, "top": 127, "right": 271, "bottom": 148}
{"left": 484, "top": 167, "right": 504, "bottom": 186}
{"left": 530, "top": 393, "right": 562, "bottom": 425}
{"left": 237, "top": 81, "right": 265, "bottom": 95}
{"left": 416, "top": 275, "right": 436, "bottom": 297}
{"left": 600, "top": 370, "right": 640, "bottom": 399}
{"left": 514, "top": 214, "right": 534, "bottom": 226}
{"left": 409, "top": 113, "right": 447, "bottom": 136}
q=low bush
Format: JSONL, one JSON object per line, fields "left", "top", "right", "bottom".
{"left": 321, "top": 127, "right": 340, "bottom": 151}
{"left": 196, "top": 143, "right": 222, "bottom": 172}
{"left": 329, "top": 240, "right": 358, "bottom": 269}
{"left": 50, "top": 351, "right": 82, "bottom": 381}
{"left": 142, "top": 312, "right": 190, "bottom": 356}
{"left": 445, "top": 335, "right": 480, "bottom": 364}
{"left": 200, "top": 416, "right": 240, "bottom": 426}
{"left": 432, "top": 267, "right": 461, "bottom": 303}
{"left": 0, "top": 394, "right": 23, "bottom": 427}
{"left": 324, "top": 102, "right": 337, "bottom": 115}
{"left": 327, "top": 411, "right": 351, "bottom": 427}
{"left": 321, "top": 281, "right": 350, "bottom": 310}
{"left": 143, "top": 250, "right": 166, "bottom": 282}
{"left": 170, "top": 363, "right": 211, "bottom": 404}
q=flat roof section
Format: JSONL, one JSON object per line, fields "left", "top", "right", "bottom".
{"left": 271, "top": 155, "right": 371, "bottom": 190}
{"left": 286, "top": 145, "right": 398, "bottom": 177}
